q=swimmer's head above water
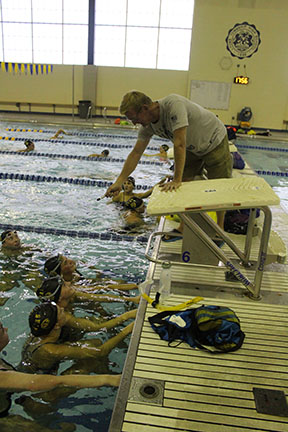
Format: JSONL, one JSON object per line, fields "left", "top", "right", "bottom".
{"left": 24, "top": 139, "right": 35, "bottom": 151}
{"left": 29, "top": 302, "right": 58, "bottom": 337}
{"left": 44, "top": 254, "right": 62, "bottom": 276}
{"left": 1, "top": 230, "right": 21, "bottom": 249}
{"left": 37, "top": 276, "right": 63, "bottom": 303}
{"left": 44, "top": 254, "right": 80, "bottom": 281}
{"left": 122, "top": 176, "right": 135, "bottom": 191}
{"left": 124, "top": 197, "right": 145, "bottom": 213}
{"left": 101, "top": 149, "right": 109, "bottom": 157}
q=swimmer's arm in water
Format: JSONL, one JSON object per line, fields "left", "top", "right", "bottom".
{"left": 39, "top": 321, "right": 134, "bottom": 360}
{"left": 0, "top": 370, "right": 121, "bottom": 391}
{"left": 88, "top": 153, "right": 101, "bottom": 157}
{"left": 143, "top": 152, "right": 161, "bottom": 157}
{"left": 66, "top": 309, "right": 137, "bottom": 332}
{"left": 73, "top": 290, "right": 140, "bottom": 305}
{"left": 103, "top": 282, "right": 138, "bottom": 291}
{"left": 50, "top": 129, "right": 69, "bottom": 139}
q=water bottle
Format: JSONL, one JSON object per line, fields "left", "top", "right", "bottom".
{"left": 138, "top": 278, "right": 153, "bottom": 295}
{"left": 159, "top": 261, "right": 171, "bottom": 303}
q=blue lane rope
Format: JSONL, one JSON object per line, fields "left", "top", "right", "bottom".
{"left": 0, "top": 150, "right": 163, "bottom": 166}
{"left": 0, "top": 171, "right": 153, "bottom": 189}
{"left": 255, "top": 169, "right": 288, "bottom": 177}
{"left": 237, "top": 143, "right": 288, "bottom": 153}
{"left": 0, "top": 136, "right": 162, "bottom": 151}
{"left": 4, "top": 128, "right": 168, "bottom": 141}
{"left": 4, "top": 168, "right": 286, "bottom": 182}
{"left": 0, "top": 223, "right": 149, "bottom": 244}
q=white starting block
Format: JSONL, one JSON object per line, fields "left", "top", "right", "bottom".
{"left": 146, "top": 176, "right": 280, "bottom": 299}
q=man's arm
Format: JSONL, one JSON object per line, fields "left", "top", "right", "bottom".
{"left": 160, "top": 126, "right": 187, "bottom": 192}
{"left": 137, "top": 175, "right": 171, "bottom": 198}
{"left": 106, "top": 138, "right": 150, "bottom": 197}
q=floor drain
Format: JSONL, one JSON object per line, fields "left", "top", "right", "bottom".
{"left": 139, "top": 384, "right": 159, "bottom": 399}
{"left": 128, "top": 378, "right": 164, "bottom": 405}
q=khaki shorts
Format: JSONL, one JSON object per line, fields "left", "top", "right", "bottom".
{"left": 182, "top": 134, "right": 232, "bottom": 181}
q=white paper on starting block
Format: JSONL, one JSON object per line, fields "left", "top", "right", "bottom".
{"left": 147, "top": 177, "right": 280, "bottom": 215}
{"left": 229, "top": 143, "right": 237, "bottom": 152}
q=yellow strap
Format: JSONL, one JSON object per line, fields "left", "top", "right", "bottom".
{"left": 141, "top": 293, "right": 203, "bottom": 311}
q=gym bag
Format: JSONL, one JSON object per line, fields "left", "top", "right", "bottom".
{"left": 148, "top": 305, "right": 245, "bottom": 353}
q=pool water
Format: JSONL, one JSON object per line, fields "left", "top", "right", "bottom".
{"left": 0, "top": 122, "right": 170, "bottom": 431}
{"left": 236, "top": 137, "right": 288, "bottom": 212}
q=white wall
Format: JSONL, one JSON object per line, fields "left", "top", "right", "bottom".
{"left": 0, "top": 0, "right": 288, "bottom": 129}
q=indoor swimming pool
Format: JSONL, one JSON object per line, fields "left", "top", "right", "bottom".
{"left": 236, "top": 136, "right": 288, "bottom": 212}
{"left": 0, "top": 121, "right": 172, "bottom": 431}
{"left": 1, "top": 122, "right": 288, "bottom": 431}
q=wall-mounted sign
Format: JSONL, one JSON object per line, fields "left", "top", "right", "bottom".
{"left": 234, "top": 76, "right": 249, "bottom": 85}
{"left": 226, "top": 22, "right": 261, "bottom": 59}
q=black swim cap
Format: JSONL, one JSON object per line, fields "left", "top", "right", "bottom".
{"left": 161, "top": 144, "right": 169, "bottom": 152}
{"left": 1, "top": 230, "right": 13, "bottom": 243}
{"left": 37, "top": 276, "right": 63, "bottom": 303}
{"left": 125, "top": 197, "right": 143, "bottom": 210}
{"left": 44, "top": 255, "right": 62, "bottom": 276}
{"left": 127, "top": 176, "right": 135, "bottom": 186}
{"left": 29, "top": 302, "right": 58, "bottom": 337}
{"left": 102, "top": 149, "right": 109, "bottom": 157}
{"left": 24, "top": 139, "right": 34, "bottom": 147}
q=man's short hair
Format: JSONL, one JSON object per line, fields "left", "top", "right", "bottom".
{"left": 119, "top": 91, "right": 152, "bottom": 115}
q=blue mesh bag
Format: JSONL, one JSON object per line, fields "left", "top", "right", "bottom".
{"left": 148, "top": 305, "right": 245, "bottom": 353}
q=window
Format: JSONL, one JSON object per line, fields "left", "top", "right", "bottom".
{"left": 0, "top": 0, "right": 194, "bottom": 70}
{"left": 94, "top": 0, "right": 194, "bottom": 70}
{"left": 0, "top": 0, "right": 89, "bottom": 65}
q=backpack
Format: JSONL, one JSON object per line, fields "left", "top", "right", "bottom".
{"left": 224, "top": 208, "right": 260, "bottom": 235}
{"left": 148, "top": 305, "right": 245, "bottom": 354}
{"left": 232, "top": 152, "right": 245, "bottom": 170}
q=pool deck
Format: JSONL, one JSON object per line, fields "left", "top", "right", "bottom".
{"left": 109, "top": 179, "right": 288, "bottom": 431}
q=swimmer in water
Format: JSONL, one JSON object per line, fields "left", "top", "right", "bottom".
{"left": 144, "top": 144, "right": 170, "bottom": 162}
{"left": 88, "top": 149, "right": 110, "bottom": 158}
{"left": 16, "top": 139, "right": 35, "bottom": 153}
{"left": 36, "top": 275, "right": 140, "bottom": 308}
{"left": 121, "top": 197, "right": 146, "bottom": 229}
{"left": 50, "top": 129, "right": 70, "bottom": 139}
{"left": 44, "top": 254, "right": 139, "bottom": 290}
{"left": 112, "top": 175, "right": 168, "bottom": 205}
{"left": 0, "top": 319, "right": 121, "bottom": 419}
{"left": 19, "top": 302, "right": 135, "bottom": 374}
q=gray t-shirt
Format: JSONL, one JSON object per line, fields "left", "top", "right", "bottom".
{"left": 138, "top": 94, "right": 226, "bottom": 156}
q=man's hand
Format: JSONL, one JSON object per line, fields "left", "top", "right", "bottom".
{"left": 105, "top": 182, "right": 122, "bottom": 197}
{"left": 159, "top": 180, "right": 181, "bottom": 192}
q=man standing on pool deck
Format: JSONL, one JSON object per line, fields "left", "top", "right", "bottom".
{"left": 105, "top": 91, "right": 232, "bottom": 237}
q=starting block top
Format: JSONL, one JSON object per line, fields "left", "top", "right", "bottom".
{"left": 147, "top": 176, "right": 280, "bottom": 215}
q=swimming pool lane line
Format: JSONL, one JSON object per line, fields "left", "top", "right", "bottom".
{"left": 0, "top": 171, "right": 153, "bottom": 189}
{"left": 0, "top": 150, "right": 163, "bottom": 166}
{"left": 0, "top": 136, "right": 160, "bottom": 151}
{"left": 0, "top": 223, "right": 149, "bottom": 244}
{"left": 5, "top": 127, "right": 169, "bottom": 142}
{"left": 237, "top": 143, "right": 288, "bottom": 153}
{"left": 255, "top": 170, "right": 288, "bottom": 177}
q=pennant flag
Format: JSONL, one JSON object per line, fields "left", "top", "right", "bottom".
{"left": 0, "top": 62, "right": 53, "bottom": 75}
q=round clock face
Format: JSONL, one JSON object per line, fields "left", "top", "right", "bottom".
{"left": 219, "top": 56, "right": 233, "bottom": 70}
